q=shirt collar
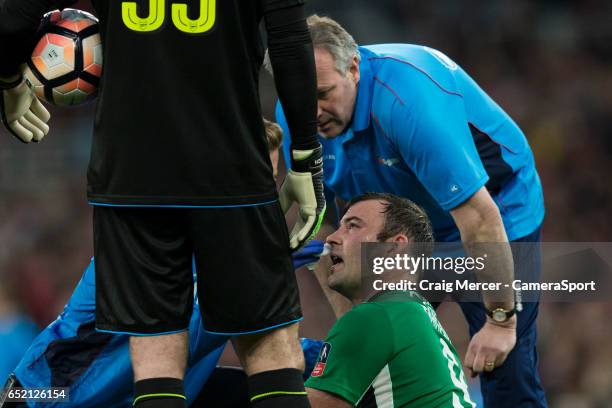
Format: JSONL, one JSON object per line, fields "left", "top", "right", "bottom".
{"left": 351, "top": 46, "right": 375, "bottom": 133}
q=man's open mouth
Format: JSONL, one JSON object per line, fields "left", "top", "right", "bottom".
{"left": 330, "top": 254, "right": 344, "bottom": 268}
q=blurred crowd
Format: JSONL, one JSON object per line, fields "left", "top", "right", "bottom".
{"left": 1, "top": 0, "right": 611, "bottom": 406}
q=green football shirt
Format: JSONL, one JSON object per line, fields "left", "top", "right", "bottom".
{"left": 306, "top": 291, "right": 475, "bottom": 407}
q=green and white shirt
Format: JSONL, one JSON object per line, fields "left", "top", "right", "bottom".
{"left": 306, "top": 291, "right": 475, "bottom": 407}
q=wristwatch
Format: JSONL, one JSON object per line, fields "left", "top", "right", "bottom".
{"left": 487, "top": 307, "right": 515, "bottom": 323}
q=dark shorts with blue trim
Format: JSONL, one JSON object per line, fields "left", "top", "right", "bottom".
{"left": 93, "top": 202, "right": 301, "bottom": 335}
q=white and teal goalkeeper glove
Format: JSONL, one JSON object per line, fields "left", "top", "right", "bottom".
{"left": 0, "top": 71, "right": 50, "bottom": 143}
{"left": 279, "top": 144, "right": 327, "bottom": 250}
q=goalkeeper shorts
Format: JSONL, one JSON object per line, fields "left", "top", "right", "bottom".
{"left": 93, "top": 202, "right": 301, "bottom": 335}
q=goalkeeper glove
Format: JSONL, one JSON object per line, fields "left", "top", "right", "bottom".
{"left": 279, "top": 144, "right": 326, "bottom": 250}
{"left": 0, "top": 71, "right": 50, "bottom": 143}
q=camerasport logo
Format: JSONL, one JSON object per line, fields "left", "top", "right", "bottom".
{"left": 311, "top": 342, "right": 332, "bottom": 377}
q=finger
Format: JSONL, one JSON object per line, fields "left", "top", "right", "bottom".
{"left": 291, "top": 232, "right": 308, "bottom": 250}
{"left": 483, "top": 359, "right": 496, "bottom": 373}
{"left": 472, "top": 352, "right": 486, "bottom": 377}
{"left": 463, "top": 343, "right": 475, "bottom": 371}
{"left": 297, "top": 215, "right": 316, "bottom": 242}
{"left": 289, "top": 221, "right": 304, "bottom": 250}
{"left": 30, "top": 97, "right": 50, "bottom": 122}
{"left": 18, "top": 116, "right": 44, "bottom": 142}
{"left": 290, "top": 235, "right": 299, "bottom": 250}
{"left": 25, "top": 110, "right": 49, "bottom": 136}
{"left": 10, "top": 120, "right": 33, "bottom": 142}
{"left": 465, "top": 367, "right": 475, "bottom": 378}
{"left": 278, "top": 183, "right": 292, "bottom": 213}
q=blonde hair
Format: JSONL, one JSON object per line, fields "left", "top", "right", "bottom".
{"left": 264, "top": 118, "right": 283, "bottom": 151}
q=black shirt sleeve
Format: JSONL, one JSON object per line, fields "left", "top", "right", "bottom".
{"left": 264, "top": 1, "right": 318, "bottom": 151}
{"left": 0, "top": 0, "right": 77, "bottom": 76}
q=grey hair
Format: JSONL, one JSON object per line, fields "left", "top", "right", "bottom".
{"left": 263, "top": 14, "right": 360, "bottom": 75}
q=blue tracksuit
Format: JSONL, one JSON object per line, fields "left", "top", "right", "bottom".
{"left": 13, "top": 260, "right": 227, "bottom": 407}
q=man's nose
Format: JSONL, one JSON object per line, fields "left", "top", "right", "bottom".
{"left": 317, "top": 104, "right": 324, "bottom": 120}
{"left": 326, "top": 228, "right": 341, "bottom": 245}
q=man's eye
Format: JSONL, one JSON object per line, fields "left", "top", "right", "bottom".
{"left": 318, "top": 89, "right": 333, "bottom": 99}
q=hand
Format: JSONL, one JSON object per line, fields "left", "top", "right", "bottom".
{"left": 0, "top": 71, "right": 50, "bottom": 143}
{"left": 464, "top": 315, "right": 517, "bottom": 377}
{"left": 279, "top": 144, "right": 326, "bottom": 250}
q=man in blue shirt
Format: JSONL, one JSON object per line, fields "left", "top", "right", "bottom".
{"left": 275, "top": 15, "right": 546, "bottom": 408}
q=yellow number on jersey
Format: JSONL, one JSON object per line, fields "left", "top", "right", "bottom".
{"left": 122, "top": 0, "right": 165, "bottom": 32}
{"left": 121, "top": 0, "right": 216, "bottom": 34}
{"left": 172, "top": 0, "right": 216, "bottom": 34}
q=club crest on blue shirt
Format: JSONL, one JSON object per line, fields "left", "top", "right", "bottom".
{"left": 377, "top": 157, "right": 400, "bottom": 167}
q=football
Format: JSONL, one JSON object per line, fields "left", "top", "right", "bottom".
{"left": 23, "top": 8, "right": 102, "bottom": 107}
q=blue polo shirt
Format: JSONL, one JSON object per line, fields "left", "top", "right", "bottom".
{"left": 277, "top": 44, "right": 544, "bottom": 242}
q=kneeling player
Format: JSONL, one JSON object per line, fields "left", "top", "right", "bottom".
{"left": 306, "top": 193, "right": 475, "bottom": 407}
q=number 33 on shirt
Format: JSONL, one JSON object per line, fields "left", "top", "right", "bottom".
{"left": 121, "top": 0, "right": 216, "bottom": 34}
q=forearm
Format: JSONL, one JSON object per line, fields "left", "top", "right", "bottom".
{"left": 459, "top": 210, "right": 515, "bottom": 311}
{"left": 0, "top": 73, "right": 22, "bottom": 87}
{"left": 264, "top": 3, "right": 318, "bottom": 151}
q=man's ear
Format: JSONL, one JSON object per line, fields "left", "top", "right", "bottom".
{"left": 349, "top": 55, "right": 360, "bottom": 83}
{"left": 384, "top": 234, "right": 411, "bottom": 256}
{"left": 389, "top": 234, "right": 410, "bottom": 243}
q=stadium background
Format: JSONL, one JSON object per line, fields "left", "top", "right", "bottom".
{"left": 1, "top": 1, "right": 611, "bottom": 406}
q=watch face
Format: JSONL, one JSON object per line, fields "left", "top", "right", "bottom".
{"left": 493, "top": 310, "right": 507, "bottom": 322}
